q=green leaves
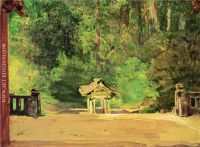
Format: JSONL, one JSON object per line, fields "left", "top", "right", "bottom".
{"left": 28, "top": 0, "right": 80, "bottom": 68}
{"left": 116, "top": 0, "right": 129, "bottom": 7}
{"left": 116, "top": 58, "right": 158, "bottom": 103}
{"left": 50, "top": 54, "right": 97, "bottom": 102}
{"left": 9, "top": 54, "right": 41, "bottom": 94}
{"left": 8, "top": 0, "right": 200, "bottom": 109}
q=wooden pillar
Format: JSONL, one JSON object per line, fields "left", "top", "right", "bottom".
{"left": 106, "top": 99, "right": 110, "bottom": 113}
{"left": 0, "top": 1, "right": 24, "bottom": 145}
{"left": 10, "top": 96, "right": 13, "bottom": 114}
{"left": 31, "top": 89, "right": 40, "bottom": 115}
{"left": 24, "top": 97, "right": 28, "bottom": 114}
{"left": 103, "top": 99, "right": 107, "bottom": 113}
{"left": 87, "top": 98, "right": 90, "bottom": 112}
{"left": 195, "top": 97, "right": 198, "bottom": 108}
{"left": 108, "top": 100, "right": 111, "bottom": 113}
{"left": 103, "top": 99, "right": 110, "bottom": 114}
{"left": 0, "top": 6, "right": 10, "bottom": 147}
{"left": 92, "top": 99, "right": 96, "bottom": 113}
{"left": 89, "top": 100, "right": 93, "bottom": 113}
{"left": 16, "top": 97, "right": 21, "bottom": 114}
{"left": 101, "top": 99, "right": 105, "bottom": 113}
{"left": 37, "top": 95, "right": 41, "bottom": 115}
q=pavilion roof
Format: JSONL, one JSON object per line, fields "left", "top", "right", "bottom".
{"left": 79, "top": 78, "right": 113, "bottom": 98}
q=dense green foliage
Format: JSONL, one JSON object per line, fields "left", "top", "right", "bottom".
{"left": 28, "top": 1, "right": 80, "bottom": 68}
{"left": 8, "top": 0, "right": 200, "bottom": 110}
{"left": 50, "top": 54, "right": 97, "bottom": 102}
{"left": 116, "top": 58, "right": 158, "bottom": 103}
{"left": 9, "top": 53, "right": 40, "bottom": 94}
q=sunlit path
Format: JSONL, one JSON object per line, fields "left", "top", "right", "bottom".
{"left": 10, "top": 113, "right": 200, "bottom": 147}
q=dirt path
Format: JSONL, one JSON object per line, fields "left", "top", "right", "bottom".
{"left": 10, "top": 112, "right": 200, "bottom": 147}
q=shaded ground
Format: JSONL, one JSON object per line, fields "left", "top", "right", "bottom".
{"left": 9, "top": 110, "right": 200, "bottom": 147}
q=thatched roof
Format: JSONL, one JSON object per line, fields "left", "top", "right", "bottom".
{"left": 79, "top": 78, "right": 101, "bottom": 96}
{"left": 79, "top": 78, "right": 113, "bottom": 99}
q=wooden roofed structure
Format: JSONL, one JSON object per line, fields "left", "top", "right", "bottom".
{"left": 79, "top": 78, "right": 114, "bottom": 114}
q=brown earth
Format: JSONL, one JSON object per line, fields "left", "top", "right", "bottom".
{"left": 9, "top": 109, "right": 200, "bottom": 147}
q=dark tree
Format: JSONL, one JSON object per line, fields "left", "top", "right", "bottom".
{"left": 29, "top": 0, "right": 80, "bottom": 69}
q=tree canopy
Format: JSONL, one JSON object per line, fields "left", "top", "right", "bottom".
{"left": 8, "top": 0, "right": 200, "bottom": 110}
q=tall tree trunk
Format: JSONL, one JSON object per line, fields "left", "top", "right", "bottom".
{"left": 149, "top": 0, "right": 159, "bottom": 32}
{"left": 179, "top": 13, "right": 186, "bottom": 31}
{"left": 120, "top": 3, "right": 130, "bottom": 27}
{"left": 166, "top": 1, "right": 171, "bottom": 32}
{"left": 95, "top": 0, "right": 100, "bottom": 67}
{"left": 136, "top": 1, "right": 143, "bottom": 45}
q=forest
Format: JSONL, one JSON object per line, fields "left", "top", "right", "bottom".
{"left": 9, "top": 0, "right": 200, "bottom": 112}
